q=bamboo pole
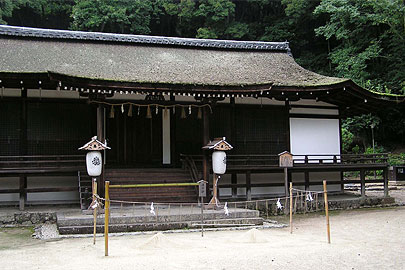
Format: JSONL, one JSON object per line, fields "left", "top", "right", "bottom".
{"left": 323, "top": 180, "right": 331, "bottom": 244}
{"left": 105, "top": 181, "right": 110, "bottom": 256}
{"left": 289, "top": 182, "right": 293, "bottom": 234}
{"left": 93, "top": 178, "right": 97, "bottom": 245}
{"left": 109, "top": 183, "right": 199, "bottom": 188}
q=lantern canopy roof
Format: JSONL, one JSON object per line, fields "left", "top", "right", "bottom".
{"left": 202, "top": 137, "right": 233, "bottom": 151}
{"left": 278, "top": 151, "right": 292, "bottom": 157}
{"left": 79, "top": 136, "right": 110, "bottom": 151}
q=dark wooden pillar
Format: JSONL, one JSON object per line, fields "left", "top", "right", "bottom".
{"left": 340, "top": 171, "right": 344, "bottom": 193}
{"left": 19, "top": 87, "right": 28, "bottom": 210}
{"left": 96, "top": 104, "right": 105, "bottom": 196}
{"left": 360, "top": 169, "right": 365, "bottom": 198}
{"left": 285, "top": 100, "right": 291, "bottom": 152}
{"left": 304, "top": 171, "right": 310, "bottom": 190}
{"left": 202, "top": 106, "right": 210, "bottom": 202}
{"left": 383, "top": 167, "right": 389, "bottom": 197}
{"left": 229, "top": 97, "right": 236, "bottom": 142}
{"left": 246, "top": 171, "right": 251, "bottom": 201}
{"left": 231, "top": 173, "right": 237, "bottom": 198}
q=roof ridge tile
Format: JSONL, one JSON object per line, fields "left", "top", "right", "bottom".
{"left": 0, "top": 25, "right": 290, "bottom": 52}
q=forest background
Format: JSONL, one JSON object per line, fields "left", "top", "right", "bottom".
{"left": 1, "top": 0, "right": 404, "bottom": 159}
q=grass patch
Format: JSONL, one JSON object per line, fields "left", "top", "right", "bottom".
{"left": 0, "top": 227, "right": 42, "bottom": 250}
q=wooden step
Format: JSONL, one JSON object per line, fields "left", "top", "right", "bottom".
{"left": 106, "top": 177, "right": 191, "bottom": 183}
{"left": 102, "top": 168, "right": 197, "bottom": 203}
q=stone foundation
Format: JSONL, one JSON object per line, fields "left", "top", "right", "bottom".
{"left": 0, "top": 212, "right": 56, "bottom": 226}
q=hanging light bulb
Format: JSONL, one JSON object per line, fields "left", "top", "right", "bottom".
{"left": 180, "top": 106, "right": 186, "bottom": 119}
{"left": 128, "top": 104, "right": 133, "bottom": 117}
{"left": 109, "top": 105, "right": 115, "bottom": 118}
{"left": 197, "top": 107, "right": 202, "bottom": 119}
{"left": 146, "top": 105, "right": 152, "bottom": 119}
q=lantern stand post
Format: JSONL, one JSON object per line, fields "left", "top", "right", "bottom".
{"left": 202, "top": 137, "right": 233, "bottom": 210}
{"left": 92, "top": 178, "right": 97, "bottom": 245}
{"left": 78, "top": 136, "right": 110, "bottom": 249}
{"left": 208, "top": 173, "right": 219, "bottom": 207}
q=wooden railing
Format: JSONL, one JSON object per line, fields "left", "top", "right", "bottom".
{"left": 180, "top": 153, "right": 390, "bottom": 200}
{"left": 181, "top": 153, "right": 389, "bottom": 169}
{"left": 292, "top": 153, "right": 388, "bottom": 165}
{"left": 0, "top": 154, "right": 86, "bottom": 209}
{"left": 0, "top": 154, "right": 85, "bottom": 174}
{"left": 180, "top": 154, "right": 200, "bottom": 183}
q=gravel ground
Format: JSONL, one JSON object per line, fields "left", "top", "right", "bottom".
{"left": 1, "top": 207, "right": 404, "bottom": 270}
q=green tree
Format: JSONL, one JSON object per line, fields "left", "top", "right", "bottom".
{"left": 314, "top": 0, "right": 405, "bottom": 94}
{"left": 342, "top": 114, "right": 381, "bottom": 151}
{"left": 0, "top": 0, "right": 18, "bottom": 24}
{"left": 71, "top": 0, "right": 154, "bottom": 34}
{"left": 0, "top": 0, "right": 73, "bottom": 28}
{"left": 195, "top": 0, "right": 235, "bottom": 39}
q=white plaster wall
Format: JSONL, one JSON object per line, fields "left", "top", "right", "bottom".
{"left": 0, "top": 177, "right": 19, "bottom": 202}
{"left": 289, "top": 118, "right": 340, "bottom": 156}
{"left": 289, "top": 116, "right": 341, "bottom": 192}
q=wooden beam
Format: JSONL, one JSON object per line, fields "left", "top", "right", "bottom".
{"left": 97, "top": 104, "right": 106, "bottom": 197}
{"left": 285, "top": 100, "right": 291, "bottom": 152}
{"left": 202, "top": 106, "right": 210, "bottom": 202}
{"left": 19, "top": 87, "right": 28, "bottom": 211}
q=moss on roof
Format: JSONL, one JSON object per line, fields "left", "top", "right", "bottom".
{"left": 0, "top": 37, "right": 345, "bottom": 87}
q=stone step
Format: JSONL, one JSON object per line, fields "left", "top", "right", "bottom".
{"left": 56, "top": 209, "right": 260, "bottom": 228}
{"left": 58, "top": 217, "right": 263, "bottom": 235}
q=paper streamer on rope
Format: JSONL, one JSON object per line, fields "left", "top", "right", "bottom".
{"left": 306, "top": 192, "right": 313, "bottom": 202}
{"left": 150, "top": 202, "right": 156, "bottom": 215}
{"left": 91, "top": 200, "right": 99, "bottom": 209}
{"left": 121, "top": 104, "right": 124, "bottom": 113}
{"left": 224, "top": 202, "right": 229, "bottom": 216}
{"left": 276, "top": 198, "right": 283, "bottom": 210}
{"left": 88, "top": 194, "right": 103, "bottom": 210}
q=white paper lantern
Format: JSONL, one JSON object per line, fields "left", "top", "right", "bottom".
{"left": 212, "top": 151, "right": 226, "bottom": 174}
{"left": 86, "top": 151, "right": 102, "bottom": 176}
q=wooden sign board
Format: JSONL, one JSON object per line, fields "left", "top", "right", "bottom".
{"left": 198, "top": 181, "right": 207, "bottom": 197}
{"left": 279, "top": 151, "right": 293, "bottom": 167}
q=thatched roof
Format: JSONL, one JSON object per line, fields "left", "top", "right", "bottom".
{"left": 0, "top": 25, "right": 403, "bottom": 115}
{"left": 0, "top": 25, "right": 345, "bottom": 87}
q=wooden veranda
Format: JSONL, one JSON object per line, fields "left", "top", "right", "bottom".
{"left": 0, "top": 153, "right": 390, "bottom": 210}
{"left": 181, "top": 153, "right": 390, "bottom": 200}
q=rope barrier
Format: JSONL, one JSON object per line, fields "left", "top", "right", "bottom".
{"left": 99, "top": 181, "right": 331, "bottom": 257}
